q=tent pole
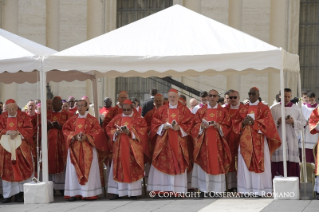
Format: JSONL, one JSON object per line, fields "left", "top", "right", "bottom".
{"left": 280, "top": 68, "right": 287, "bottom": 178}
{"left": 40, "top": 66, "right": 49, "bottom": 182}
{"left": 92, "top": 75, "right": 99, "bottom": 118}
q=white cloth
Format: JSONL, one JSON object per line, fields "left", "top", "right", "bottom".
{"left": 301, "top": 104, "right": 319, "bottom": 149}
{"left": 49, "top": 170, "right": 66, "bottom": 190}
{"left": 107, "top": 161, "right": 142, "bottom": 197}
{"left": 315, "top": 176, "right": 319, "bottom": 193}
{"left": 0, "top": 178, "right": 2, "bottom": 195}
{"left": 2, "top": 176, "right": 33, "bottom": 198}
{"left": 191, "top": 164, "right": 226, "bottom": 192}
{"left": 237, "top": 139, "right": 272, "bottom": 195}
{"left": 64, "top": 147, "right": 102, "bottom": 197}
{"left": 271, "top": 104, "right": 306, "bottom": 163}
{"left": 192, "top": 104, "right": 203, "bottom": 114}
{"left": 147, "top": 165, "right": 187, "bottom": 193}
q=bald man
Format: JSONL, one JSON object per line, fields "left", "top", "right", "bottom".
{"left": 189, "top": 98, "right": 198, "bottom": 112}
{"left": 81, "top": 96, "right": 95, "bottom": 117}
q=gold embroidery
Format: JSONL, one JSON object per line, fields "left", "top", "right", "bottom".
{"left": 123, "top": 122, "right": 129, "bottom": 126}
{"left": 250, "top": 111, "right": 254, "bottom": 114}
{"left": 53, "top": 116, "right": 58, "bottom": 121}
{"left": 9, "top": 122, "right": 14, "bottom": 127}
{"left": 209, "top": 113, "right": 215, "bottom": 118}
{"left": 171, "top": 113, "right": 176, "bottom": 118}
{"left": 78, "top": 124, "right": 83, "bottom": 129}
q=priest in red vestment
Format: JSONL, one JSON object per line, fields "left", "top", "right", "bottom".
{"left": 0, "top": 99, "right": 34, "bottom": 203}
{"left": 99, "top": 97, "right": 112, "bottom": 123}
{"left": 62, "top": 100, "right": 108, "bottom": 201}
{"left": 232, "top": 87, "right": 281, "bottom": 196}
{"left": 309, "top": 106, "right": 319, "bottom": 199}
{"left": 106, "top": 99, "right": 147, "bottom": 200}
{"left": 68, "top": 96, "right": 77, "bottom": 115}
{"left": 148, "top": 89, "right": 194, "bottom": 196}
{"left": 47, "top": 96, "right": 72, "bottom": 194}
{"left": 26, "top": 100, "right": 39, "bottom": 166}
{"left": 191, "top": 89, "right": 231, "bottom": 196}
{"left": 224, "top": 89, "right": 243, "bottom": 191}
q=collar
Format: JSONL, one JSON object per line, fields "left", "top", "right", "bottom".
{"left": 27, "top": 111, "right": 36, "bottom": 116}
{"left": 8, "top": 112, "right": 17, "bottom": 118}
{"left": 53, "top": 109, "right": 62, "bottom": 113}
{"left": 230, "top": 102, "right": 240, "bottom": 109}
{"left": 249, "top": 100, "right": 260, "bottom": 106}
{"left": 78, "top": 111, "right": 88, "bottom": 118}
{"left": 307, "top": 102, "right": 318, "bottom": 108}
{"left": 169, "top": 103, "right": 178, "bottom": 109}
{"left": 207, "top": 103, "right": 218, "bottom": 109}
{"left": 280, "top": 102, "right": 293, "bottom": 107}
{"left": 136, "top": 106, "right": 140, "bottom": 111}
{"left": 199, "top": 103, "right": 205, "bottom": 108}
{"left": 122, "top": 111, "right": 134, "bottom": 117}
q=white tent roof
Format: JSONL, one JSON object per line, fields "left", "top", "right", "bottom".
{"left": 44, "top": 5, "right": 299, "bottom": 77}
{"left": 0, "top": 28, "right": 92, "bottom": 83}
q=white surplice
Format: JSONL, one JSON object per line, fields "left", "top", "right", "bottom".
{"left": 107, "top": 111, "right": 142, "bottom": 197}
{"left": 271, "top": 103, "right": 306, "bottom": 163}
{"left": 191, "top": 103, "right": 226, "bottom": 192}
{"left": 237, "top": 100, "right": 272, "bottom": 195}
{"left": 64, "top": 112, "right": 102, "bottom": 198}
{"left": 147, "top": 103, "right": 188, "bottom": 193}
{"left": 301, "top": 104, "right": 319, "bottom": 149}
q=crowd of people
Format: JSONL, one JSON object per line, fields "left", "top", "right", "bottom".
{"left": 0, "top": 86, "right": 318, "bottom": 203}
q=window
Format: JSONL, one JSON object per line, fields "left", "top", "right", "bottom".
{"left": 299, "top": 0, "right": 319, "bottom": 94}
{"left": 116, "top": 0, "right": 173, "bottom": 104}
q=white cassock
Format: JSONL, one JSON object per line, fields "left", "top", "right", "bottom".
{"left": 64, "top": 112, "right": 102, "bottom": 198}
{"left": 107, "top": 112, "right": 142, "bottom": 197}
{"left": 301, "top": 103, "right": 319, "bottom": 149}
{"left": 147, "top": 103, "right": 188, "bottom": 193}
{"left": 191, "top": 103, "right": 226, "bottom": 192}
{"left": 237, "top": 100, "right": 272, "bottom": 195}
{"left": 271, "top": 103, "right": 306, "bottom": 163}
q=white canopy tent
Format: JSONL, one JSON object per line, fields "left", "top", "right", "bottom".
{"left": 43, "top": 5, "right": 301, "bottom": 183}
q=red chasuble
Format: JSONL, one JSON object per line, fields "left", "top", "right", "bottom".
{"left": 168, "top": 108, "right": 181, "bottom": 174}
{"left": 309, "top": 107, "right": 319, "bottom": 175}
{"left": 120, "top": 117, "right": 132, "bottom": 182}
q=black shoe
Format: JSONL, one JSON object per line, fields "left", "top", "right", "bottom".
{"left": 67, "top": 197, "right": 77, "bottom": 202}
{"left": 60, "top": 190, "right": 64, "bottom": 196}
{"left": 130, "top": 196, "right": 138, "bottom": 200}
{"left": 110, "top": 195, "right": 122, "bottom": 200}
{"left": 18, "top": 192, "right": 24, "bottom": 203}
{"left": 2, "top": 198, "right": 11, "bottom": 203}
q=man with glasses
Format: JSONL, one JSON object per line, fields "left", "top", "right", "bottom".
{"left": 233, "top": 87, "right": 281, "bottom": 197}
{"left": 191, "top": 89, "right": 231, "bottom": 197}
{"left": 223, "top": 91, "right": 230, "bottom": 107}
{"left": 192, "top": 91, "right": 208, "bottom": 114}
{"left": 106, "top": 99, "right": 147, "bottom": 200}
{"left": 0, "top": 99, "right": 34, "bottom": 203}
{"left": 224, "top": 89, "right": 242, "bottom": 191}
{"left": 47, "top": 96, "right": 72, "bottom": 196}
{"left": 68, "top": 96, "right": 77, "bottom": 115}
{"left": 62, "top": 100, "right": 108, "bottom": 201}
{"left": 148, "top": 89, "right": 193, "bottom": 197}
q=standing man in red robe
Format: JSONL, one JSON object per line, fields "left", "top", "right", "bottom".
{"left": 99, "top": 97, "right": 112, "bottom": 123}
{"left": 148, "top": 89, "right": 193, "bottom": 196}
{"left": 224, "top": 90, "right": 243, "bottom": 191}
{"left": 309, "top": 106, "right": 319, "bottom": 199}
{"left": 68, "top": 96, "right": 77, "bottom": 115}
{"left": 47, "top": 96, "right": 72, "bottom": 195}
{"left": 106, "top": 100, "right": 147, "bottom": 200}
{"left": 232, "top": 87, "right": 281, "bottom": 196}
{"left": 0, "top": 99, "right": 34, "bottom": 203}
{"left": 62, "top": 100, "right": 108, "bottom": 201}
{"left": 191, "top": 89, "right": 231, "bottom": 197}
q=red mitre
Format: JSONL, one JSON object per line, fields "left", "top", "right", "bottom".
{"left": 169, "top": 88, "right": 178, "bottom": 93}
{"left": 123, "top": 99, "right": 133, "bottom": 105}
{"left": 6, "top": 99, "right": 16, "bottom": 104}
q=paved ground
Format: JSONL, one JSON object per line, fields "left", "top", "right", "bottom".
{"left": 0, "top": 183, "right": 318, "bottom": 212}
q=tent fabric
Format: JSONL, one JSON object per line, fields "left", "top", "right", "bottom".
{"left": 44, "top": 5, "right": 300, "bottom": 74}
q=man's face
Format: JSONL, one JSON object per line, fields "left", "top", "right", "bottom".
{"left": 132, "top": 102, "right": 137, "bottom": 109}
{"left": 229, "top": 92, "right": 240, "bottom": 106}
{"left": 52, "top": 98, "right": 62, "bottom": 112}
{"left": 224, "top": 94, "right": 230, "bottom": 104}
{"left": 190, "top": 99, "right": 198, "bottom": 108}
{"left": 27, "top": 101, "right": 36, "bottom": 113}
{"left": 200, "top": 96, "right": 208, "bottom": 104}
{"left": 208, "top": 90, "right": 219, "bottom": 106}
{"left": 122, "top": 104, "right": 133, "bottom": 116}
{"left": 168, "top": 92, "right": 179, "bottom": 106}
{"left": 6, "top": 103, "right": 18, "bottom": 117}
{"left": 117, "top": 93, "right": 128, "bottom": 106}
{"left": 68, "top": 98, "right": 75, "bottom": 108}
{"left": 303, "top": 94, "right": 308, "bottom": 103}
{"left": 308, "top": 97, "right": 316, "bottom": 104}
{"left": 63, "top": 102, "right": 70, "bottom": 111}
{"left": 47, "top": 100, "right": 53, "bottom": 111}
{"left": 248, "top": 88, "right": 259, "bottom": 103}
{"left": 284, "top": 92, "right": 292, "bottom": 105}
{"left": 154, "top": 96, "right": 164, "bottom": 108}
{"left": 104, "top": 99, "right": 112, "bottom": 108}
{"left": 77, "top": 101, "right": 88, "bottom": 115}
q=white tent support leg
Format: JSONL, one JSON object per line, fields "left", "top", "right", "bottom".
{"left": 92, "top": 75, "right": 99, "bottom": 118}
{"left": 40, "top": 69, "right": 49, "bottom": 182}
{"left": 280, "top": 68, "right": 287, "bottom": 177}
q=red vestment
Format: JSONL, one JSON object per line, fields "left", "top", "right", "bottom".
{"left": 0, "top": 111, "right": 34, "bottom": 182}
{"left": 150, "top": 103, "right": 193, "bottom": 175}
{"left": 106, "top": 112, "right": 147, "bottom": 183}
{"left": 309, "top": 107, "right": 319, "bottom": 175}
{"left": 62, "top": 114, "right": 108, "bottom": 185}
{"left": 191, "top": 105, "right": 232, "bottom": 175}
{"left": 232, "top": 102, "right": 281, "bottom": 173}
{"left": 144, "top": 108, "right": 157, "bottom": 158}
{"left": 69, "top": 106, "right": 77, "bottom": 115}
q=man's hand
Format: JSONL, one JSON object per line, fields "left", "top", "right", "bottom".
{"left": 201, "top": 123, "right": 209, "bottom": 129}
{"left": 286, "top": 117, "right": 294, "bottom": 125}
{"left": 76, "top": 132, "right": 87, "bottom": 142}
{"left": 277, "top": 117, "right": 282, "bottom": 125}
{"left": 243, "top": 116, "right": 254, "bottom": 126}
{"left": 116, "top": 129, "right": 123, "bottom": 135}
{"left": 8, "top": 130, "right": 19, "bottom": 140}
{"left": 213, "top": 122, "right": 220, "bottom": 130}
{"left": 173, "top": 125, "right": 180, "bottom": 131}
{"left": 52, "top": 121, "right": 62, "bottom": 130}
{"left": 123, "top": 128, "right": 130, "bottom": 136}
{"left": 47, "top": 121, "right": 53, "bottom": 130}
{"left": 163, "top": 124, "right": 170, "bottom": 130}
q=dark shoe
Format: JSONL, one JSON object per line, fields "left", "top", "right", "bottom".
{"left": 2, "top": 198, "right": 11, "bottom": 203}
{"left": 18, "top": 192, "right": 24, "bottom": 203}
{"left": 67, "top": 197, "right": 77, "bottom": 202}
{"left": 60, "top": 190, "right": 64, "bottom": 196}
{"left": 130, "top": 196, "right": 138, "bottom": 200}
{"left": 110, "top": 195, "right": 121, "bottom": 200}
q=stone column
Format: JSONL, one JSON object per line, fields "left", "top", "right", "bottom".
{"left": 2, "top": 0, "right": 18, "bottom": 102}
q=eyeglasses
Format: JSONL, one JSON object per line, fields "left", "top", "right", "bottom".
{"left": 208, "top": 94, "right": 218, "bottom": 98}
{"left": 229, "top": 96, "right": 238, "bottom": 99}
{"left": 77, "top": 105, "right": 85, "bottom": 108}
{"left": 122, "top": 109, "right": 132, "bottom": 112}
{"left": 248, "top": 92, "right": 257, "bottom": 96}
